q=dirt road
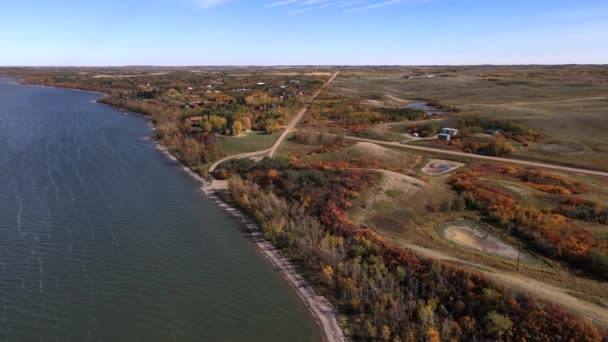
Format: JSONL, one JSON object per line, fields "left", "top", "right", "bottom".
{"left": 391, "top": 238, "right": 608, "bottom": 327}
{"left": 346, "top": 136, "right": 608, "bottom": 178}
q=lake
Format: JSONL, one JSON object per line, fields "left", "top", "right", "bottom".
{"left": 0, "top": 80, "right": 321, "bottom": 341}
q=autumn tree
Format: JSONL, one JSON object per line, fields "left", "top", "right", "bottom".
{"left": 263, "top": 119, "right": 279, "bottom": 134}
{"left": 201, "top": 121, "right": 213, "bottom": 133}
{"left": 241, "top": 116, "right": 252, "bottom": 130}
{"left": 232, "top": 120, "right": 243, "bottom": 136}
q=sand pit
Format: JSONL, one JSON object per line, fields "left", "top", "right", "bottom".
{"left": 444, "top": 225, "right": 519, "bottom": 259}
{"left": 422, "top": 159, "right": 464, "bottom": 175}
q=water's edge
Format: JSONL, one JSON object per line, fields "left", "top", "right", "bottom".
{"left": 154, "top": 131, "right": 345, "bottom": 342}
{"left": 47, "top": 80, "right": 345, "bottom": 342}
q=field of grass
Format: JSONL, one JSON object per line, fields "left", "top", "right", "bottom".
{"left": 219, "top": 131, "right": 279, "bottom": 155}
{"left": 330, "top": 66, "right": 608, "bottom": 170}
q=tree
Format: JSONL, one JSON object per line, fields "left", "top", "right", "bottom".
{"left": 232, "top": 120, "right": 243, "bottom": 136}
{"left": 485, "top": 311, "right": 513, "bottom": 338}
{"left": 201, "top": 121, "right": 213, "bottom": 133}
{"left": 263, "top": 119, "right": 279, "bottom": 134}
{"left": 426, "top": 328, "right": 440, "bottom": 342}
{"left": 480, "top": 137, "right": 513, "bottom": 156}
{"left": 241, "top": 117, "right": 252, "bottom": 130}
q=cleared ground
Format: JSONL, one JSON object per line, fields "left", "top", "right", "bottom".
{"left": 444, "top": 224, "right": 520, "bottom": 260}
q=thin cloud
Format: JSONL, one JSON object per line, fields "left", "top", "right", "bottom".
{"left": 346, "top": 0, "right": 405, "bottom": 12}
{"left": 287, "top": 7, "right": 314, "bottom": 14}
{"left": 264, "top": 0, "right": 412, "bottom": 13}
{"left": 193, "top": 0, "right": 233, "bottom": 9}
{"left": 265, "top": 0, "right": 299, "bottom": 7}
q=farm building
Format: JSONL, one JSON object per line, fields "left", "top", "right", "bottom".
{"left": 441, "top": 127, "right": 459, "bottom": 137}
{"left": 438, "top": 133, "right": 452, "bottom": 141}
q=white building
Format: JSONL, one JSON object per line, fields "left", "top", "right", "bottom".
{"left": 438, "top": 133, "right": 452, "bottom": 141}
{"left": 441, "top": 128, "right": 459, "bottom": 137}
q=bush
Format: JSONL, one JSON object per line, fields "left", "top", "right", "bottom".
{"left": 477, "top": 137, "right": 514, "bottom": 156}
{"left": 416, "top": 122, "right": 440, "bottom": 137}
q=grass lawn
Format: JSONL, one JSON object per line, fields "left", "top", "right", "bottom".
{"left": 219, "top": 131, "right": 279, "bottom": 156}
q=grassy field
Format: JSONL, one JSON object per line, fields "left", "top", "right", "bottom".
{"left": 328, "top": 66, "right": 608, "bottom": 170}
{"left": 219, "top": 131, "right": 279, "bottom": 155}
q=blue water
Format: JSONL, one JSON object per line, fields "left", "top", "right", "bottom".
{"left": 404, "top": 102, "right": 448, "bottom": 115}
{"left": 0, "top": 81, "right": 321, "bottom": 341}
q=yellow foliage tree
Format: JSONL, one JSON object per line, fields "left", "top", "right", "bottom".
{"left": 232, "top": 120, "right": 243, "bottom": 136}
{"left": 241, "top": 117, "right": 252, "bottom": 130}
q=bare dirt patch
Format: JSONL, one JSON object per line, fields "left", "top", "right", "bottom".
{"left": 360, "top": 99, "right": 385, "bottom": 107}
{"left": 351, "top": 142, "right": 403, "bottom": 160}
{"left": 444, "top": 225, "right": 520, "bottom": 259}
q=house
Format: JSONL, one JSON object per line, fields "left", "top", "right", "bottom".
{"left": 438, "top": 133, "right": 452, "bottom": 141}
{"left": 188, "top": 116, "right": 203, "bottom": 125}
{"left": 441, "top": 128, "right": 459, "bottom": 137}
{"left": 257, "top": 82, "right": 265, "bottom": 86}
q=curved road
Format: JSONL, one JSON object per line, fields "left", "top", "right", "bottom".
{"left": 209, "top": 70, "right": 340, "bottom": 173}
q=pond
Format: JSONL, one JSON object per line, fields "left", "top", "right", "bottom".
{"left": 404, "top": 102, "right": 448, "bottom": 115}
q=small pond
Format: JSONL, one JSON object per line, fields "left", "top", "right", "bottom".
{"left": 404, "top": 102, "right": 448, "bottom": 115}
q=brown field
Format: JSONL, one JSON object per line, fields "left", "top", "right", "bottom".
{"left": 325, "top": 66, "right": 608, "bottom": 170}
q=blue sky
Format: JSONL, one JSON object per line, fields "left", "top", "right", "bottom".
{"left": 1, "top": 0, "right": 607, "bottom": 65}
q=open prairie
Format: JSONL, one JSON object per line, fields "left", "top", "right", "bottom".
{"left": 327, "top": 66, "right": 608, "bottom": 170}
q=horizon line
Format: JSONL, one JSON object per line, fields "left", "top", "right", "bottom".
{"left": 1, "top": 63, "right": 607, "bottom": 68}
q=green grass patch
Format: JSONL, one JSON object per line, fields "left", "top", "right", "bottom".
{"left": 219, "top": 131, "right": 279, "bottom": 156}
{"left": 385, "top": 189, "right": 403, "bottom": 198}
{"left": 373, "top": 200, "right": 394, "bottom": 216}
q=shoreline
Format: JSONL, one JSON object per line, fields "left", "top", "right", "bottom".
{"left": 8, "top": 79, "right": 346, "bottom": 341}
{"left": 144, "top": 108, "right": 346, "bottom": 342}
{"left": 203, "top": 190, "right": 345, "bottom": 342}
{"left": 154, "top": 142, "right": 345, "bottom": 342}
